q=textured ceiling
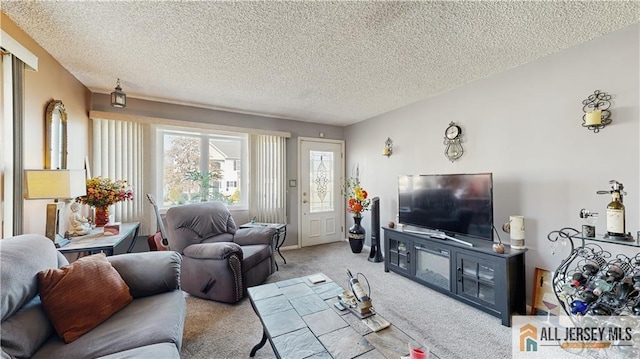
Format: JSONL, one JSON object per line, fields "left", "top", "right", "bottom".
{"left": 2, "top": 1, "right": 638, "bottom": 126}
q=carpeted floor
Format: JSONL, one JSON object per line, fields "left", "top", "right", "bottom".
{"left": 180, "top": 241, "right": 512, "bottom": 359}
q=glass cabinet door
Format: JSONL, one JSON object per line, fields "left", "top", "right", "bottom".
{"left": 387, "top": 236, "right": 411, "bottom": 275}
{"left": 457, "top": 253, "right": 496, "bottom": 307}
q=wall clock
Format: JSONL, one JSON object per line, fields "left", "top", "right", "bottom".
{"left": 444, "top": 121, "right": 464, "bottom": 162}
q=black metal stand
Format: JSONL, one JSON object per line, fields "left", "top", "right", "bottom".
{"left": 249, "top": 330, "right": 268, "bottom": 357}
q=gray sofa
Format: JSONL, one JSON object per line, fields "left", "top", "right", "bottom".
{"left": 0, "top": 234, "right": 185, "bottom": 359}
{"left": 165, "top": 201, "right": 276, "bottom": 303}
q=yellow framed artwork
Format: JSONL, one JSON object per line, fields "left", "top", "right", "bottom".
{"left": 531, "top": 268, "right": 561, "bottom": 316}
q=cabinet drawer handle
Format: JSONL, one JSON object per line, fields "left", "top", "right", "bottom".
{"left": 407, "top": 251, "right": 410, "bottom": 264}
{"left": 457, "top": 267, "right": 462, "bottom": 282}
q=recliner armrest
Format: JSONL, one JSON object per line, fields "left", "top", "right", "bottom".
{"left": 183, "top": 242, "right": 243, "bottom": 260}
{"left": 108, "top": 251, "right": 182, "bottom": 298}
{"left": 234, "top": 227, "right": 276, "bottom": 246}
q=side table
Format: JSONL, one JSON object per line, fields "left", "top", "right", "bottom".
{"left": 58, "top": 222, "right": 141, "bottom": 256}
{"left": 240, "top": 222, "right": 287, "bottom": 270}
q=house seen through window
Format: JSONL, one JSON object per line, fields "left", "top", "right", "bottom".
{"left": 159, "top": 129, "right": 247, "bottom": 207}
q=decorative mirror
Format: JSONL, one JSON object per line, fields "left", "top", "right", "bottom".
{"left": 45, "top": 100, "right": 68, "bottom": 169}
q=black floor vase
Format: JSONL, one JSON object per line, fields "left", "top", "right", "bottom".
{"left": 348, "top": 216, "right": 365, "bottom": 253}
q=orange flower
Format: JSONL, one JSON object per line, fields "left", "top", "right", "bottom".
{"left": 343, "top": 177, "right": 371, "bottom": 216}
{"left": 352, "top": 203, "right": 363, "bottom": 213}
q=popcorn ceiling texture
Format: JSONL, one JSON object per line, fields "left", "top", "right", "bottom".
{"left": 2, "top": 1, "right": 638, "bottom": 125}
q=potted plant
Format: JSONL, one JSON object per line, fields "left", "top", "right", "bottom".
{"left": 76, "top": 177, "right": 133, "bottom": 227}
{"left": 343, "top": 177, "right": 371, "bottom": 253}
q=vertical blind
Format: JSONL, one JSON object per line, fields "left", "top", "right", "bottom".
{"left": 249, "top": 134, "right": 286, "bottom": 223}
{"left": 91, "top": 118, "right": 144, "bottom": 225}
{"left": 3, "top": 54, "right": 26, "bottom": 236}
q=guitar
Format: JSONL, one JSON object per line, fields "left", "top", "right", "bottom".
{"left": 146, "top": 194, "right": 170, "bottom": 251}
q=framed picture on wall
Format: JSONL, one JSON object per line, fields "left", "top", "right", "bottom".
{"left": 531, "top": 268, "right": 561, "bottom": 316}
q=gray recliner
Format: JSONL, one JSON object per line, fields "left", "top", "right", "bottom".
{"left": 165, "top": 201, "right": 276, "bottom": 303}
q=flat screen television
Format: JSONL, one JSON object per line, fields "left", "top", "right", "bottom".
{"left": 398, "top": 173, "right": 493, "bottom": 241}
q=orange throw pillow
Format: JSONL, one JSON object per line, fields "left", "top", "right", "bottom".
{"left": 37, "top": 253, "right": 133, "bottom": 343}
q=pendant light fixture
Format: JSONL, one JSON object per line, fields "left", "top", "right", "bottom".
{"left": 110, "top": 78, "right": 126, "bottom": 108}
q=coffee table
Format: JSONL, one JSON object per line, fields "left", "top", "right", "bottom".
{"left": 248, "top": 273, "right": 435, "bottom": 359}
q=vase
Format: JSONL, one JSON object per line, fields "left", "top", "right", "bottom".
{"left": 348, "top": 215, "right": 366, "bottom": 253}
{"left": 94, "top": 206, "right": 110, "bottom": 227}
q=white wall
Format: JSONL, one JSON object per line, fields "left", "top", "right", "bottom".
{"left": 345, "top": 24, "right": 640, "bottom": 301}
{"left": 91, "top": 94, "right": 345, "bottom": 245}
{"left": 1, "top": 13, "right": 91, "bottom": 238}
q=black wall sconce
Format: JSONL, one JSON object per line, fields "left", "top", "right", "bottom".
{"left": 111, "top": 78, "right": 127, "bottom": 108}
{"left": 582, "top": 90, "right": 612, "bottom": 133}
{"left": 383, "top": 137, "right": 393, "bottom": 157}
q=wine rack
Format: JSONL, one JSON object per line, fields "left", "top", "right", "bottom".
{"left": 547, "top": 228, "right": 640, "bottom": 357}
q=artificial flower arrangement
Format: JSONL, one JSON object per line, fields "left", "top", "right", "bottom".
{"left": 76, "top": 176, "right": 134, "bottom": 208}
{"left": 343, "top": 177, "right": 370, "bottom": 217}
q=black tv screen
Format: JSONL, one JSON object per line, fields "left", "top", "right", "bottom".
{"left": 398, "top": 173, "right": 493, "bottom": 241}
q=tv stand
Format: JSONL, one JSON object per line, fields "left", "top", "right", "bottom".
{"left": 383, "top": 227, "right": 527, "bottom": 326}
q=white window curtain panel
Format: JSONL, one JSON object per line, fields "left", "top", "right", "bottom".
{"left": 249, "top": 134, "right": 286, "bottom": 223}
{"left": 91, "top": 118, "right": 144, "bottom": 225}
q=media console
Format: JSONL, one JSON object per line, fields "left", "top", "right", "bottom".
{"left": 383, "top": 227, "right": 527, "bottom": 326}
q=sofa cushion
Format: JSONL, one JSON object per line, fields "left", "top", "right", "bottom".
{"left": 241, "top": 244, "right": 272, "bottom": 273}
{"left": 0, "top": 296, "right": 54, "bottom": 359}
{"left": 37, "top": 253, "right": 133, "bottom": 343}
{"left": 32, "top": 290, "right": 186, "bottom": 359}
{"left": 108, "top": 251, "right": 182, "bottom": 298}
{"left": 234, "top": 226, "right": 276, "bottom": 246}
{"left": 0, "top": 235, "right": 60, "bottom": 321}
{"left": 96, "top": 343, "right": 180, "bottom": 359}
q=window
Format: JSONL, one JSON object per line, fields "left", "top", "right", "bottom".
{"left": 309, "top": 151, "right": 334, "bottom": 213}
{"left": 157, "top": 128, "right": 247, "bottom": 208}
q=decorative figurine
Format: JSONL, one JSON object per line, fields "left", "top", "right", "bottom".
{"left": 68, "top": 202, "right": 91, "bottom": 236}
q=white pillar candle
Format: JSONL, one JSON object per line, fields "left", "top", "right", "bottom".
{"left": 585, "top": 110, "right": 602, "bottom": 126}
{"left": 510, "top": 215, "right": 525, "bottom": 240}
{"left": 510, "top": 215, "right": 525, "bottom": 250}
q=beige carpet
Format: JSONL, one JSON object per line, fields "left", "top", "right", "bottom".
{"left": 180, "top": 241, "right": 512, "bottom": 359}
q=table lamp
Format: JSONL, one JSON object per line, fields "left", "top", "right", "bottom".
{"left": 24, "top": 169, "right": 86, "bottom": 247}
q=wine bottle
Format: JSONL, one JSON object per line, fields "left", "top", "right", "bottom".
{"left": 606, "top": 191, "right": 625, "bottom": 237}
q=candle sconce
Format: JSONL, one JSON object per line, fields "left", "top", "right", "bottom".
{"left": 383, "top": 137, "right": 393, "bottom": 157}
{"left": 582, "top": 90, "right": 612, "bottom": 133}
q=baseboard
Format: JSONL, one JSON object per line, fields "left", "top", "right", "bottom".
{"left": 279, "top": 244, "right": 298, "bottom": 251}
{"left": 286, "top": 241, "right": 371, "bottom": 250}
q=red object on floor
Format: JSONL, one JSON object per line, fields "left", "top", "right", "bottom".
{"left": 410, "top": 348, "right": 427, "bottom": 359}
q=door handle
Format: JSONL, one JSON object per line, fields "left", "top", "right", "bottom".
{"left": 302, "top": 199, "right": 308, "bottom": 203}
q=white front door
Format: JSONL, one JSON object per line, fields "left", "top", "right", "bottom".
{"left": 299, "top": 138, "right": 344, "bottom": 247}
